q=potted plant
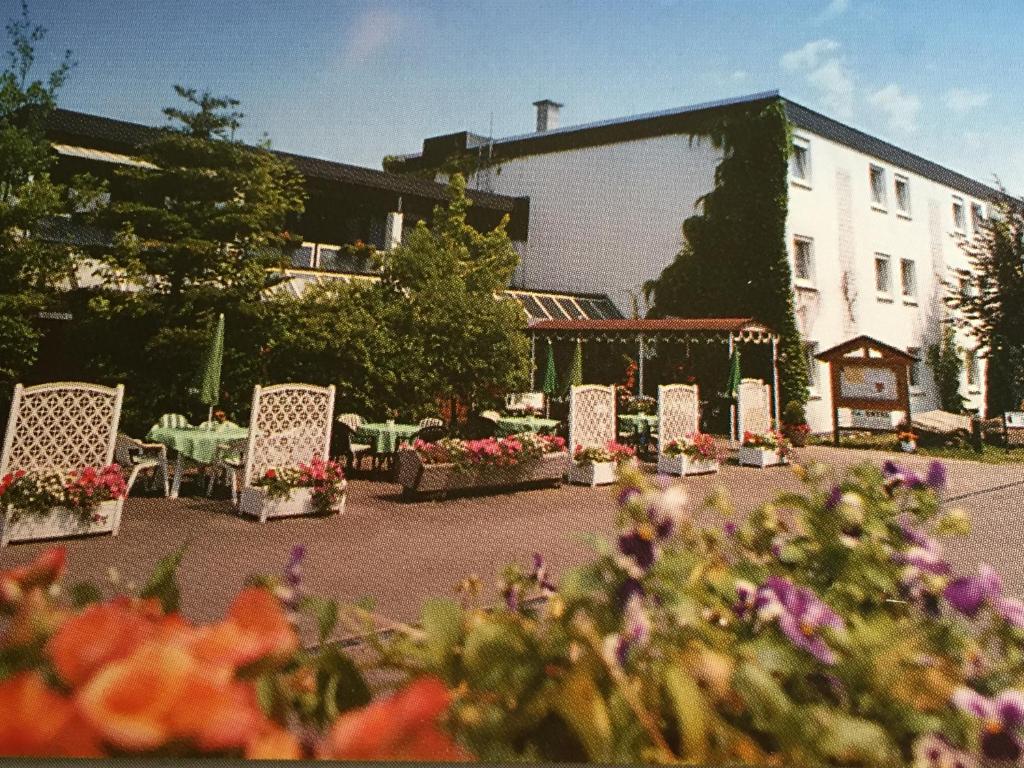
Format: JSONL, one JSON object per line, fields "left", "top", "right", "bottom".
{"left": 658, "top": 432, "right": 721, "bottom": 476}
{"left": 897, "top": 424, "right": 918, "bottom": 453}
{"left": 569, "top": 441, "right": 635, "bottom": 486}
{"left": 395, "top": 433, "right": 568, "bottom": 498}
{"left": 780, "top": 400, "right": 811, "bottom": 447}
{"left": 240, "top": 456, "right": 347, "bottom": 523}
{"left": 738, "top": 430, "right": 792, "bottom": 468}
{"left": 0, "top": 465, "right": 128, "bottom": 546}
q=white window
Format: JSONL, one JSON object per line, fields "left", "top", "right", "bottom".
{"left": 790, "top": 137, "right": 811, "bottom": 185}
{"left": 894, "top": 175, "right": 911, "bottom": 216}
{"left": 875, "top": 254, "right": 892, "bottom": 296}
{"left": 870, "top": 165, "right": 888, "bottom": 209}
{"left": 907, "top": 347, "right": 922, "bottom": 389}
{"left": 971, "top": 202, "right": 985, "bottom": 233}
{"left": 900, "top": 258, "right": 917, "bottom": 300}
{"left": 952, "top": 196, "right": 967, "bottom": 232}
{"left": 965, "top": 349, "right": 980, "bottom": 389}
{"left": 793, "top": 236, "right": 815, "bottom": 285}
{"left": 804, "top": 342, "right": 820, "bottom": 393}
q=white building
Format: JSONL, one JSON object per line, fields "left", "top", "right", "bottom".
{"left": 392, "top": 91, "right": 1006, "bottom": 431}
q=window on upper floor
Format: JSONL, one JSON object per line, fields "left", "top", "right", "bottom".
{"left": 952, "top": 196, "right": 967, "bottom": 232}
{"left": 875, "top": 254, "right": 892, "bottom": 297}
{"left": 900, "top": 258, "right": 917, "bottom": 301}
{"left": 894, "top": 175, "right": 911, "bottom": 217}
{"left": 971, "top": 202, "right": 985, "bottom": 233}
{"left": 790, "top": 137, "right": 811, "bottom": 186}
{"left": 793, "top": 236, "right": 815, "bottom": 286}
{"left": 804, "top": 342, "right": 820, "bottom": 393}
{"left": 908, "top": 346, "right": 922, "bottom": 389}
{"left": 870, "top": 164, "right": 888, "bottom": 209}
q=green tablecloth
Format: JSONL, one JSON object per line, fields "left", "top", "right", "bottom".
{"left": 146, "top": 424, "right": 249, "bottom": 464}
{"left": 496, "top": 415, "right": 560, "bottom": 437}
{"left": 618, "top": 414, "right": 658, "bottom": 435}
{"left": 355, "top": 422, "right": 420, "bottom": 454}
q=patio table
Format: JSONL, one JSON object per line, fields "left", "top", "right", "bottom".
{"left": 495, "top": 415, "right": 560, "bottom": 437}
{"left": 146, "top": 424, "right": 249, "bottom": 498}
{"left": 618, "top": 414, "right": 658, "bottom": 436}
{"left": 355, "top": 422, "right": 420, "bottom": 455}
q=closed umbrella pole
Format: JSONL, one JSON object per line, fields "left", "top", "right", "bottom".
{"left": 727, "top": 340, "right": 741, "bottom": 444}
{"left": 198, "top": 313, "right": 225, "bottom": 427}
{"left": 542, "top": 340, "right": 557, "bottom": 417}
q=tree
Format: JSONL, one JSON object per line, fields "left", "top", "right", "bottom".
{"left": 946, "top": 196, "right": 1024, "bottom": 414}
{"left": 0, "top": 1, "right": 102, "bottom": 411}
{"left": 643, "top": 100, "right": 808, "bottom": 407}
{"left": 926, "top": 324, "right": 965, "bottom": 413}
{"left": 101, "top": 85, "right": 306, "bottom": 297}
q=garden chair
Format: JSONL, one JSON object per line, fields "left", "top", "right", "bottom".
{"left": 336, "top": 422, "right": 372, "bottom": 471}
{"left": 657, "top": 383, "right": 700, "bottom": 455}
{"left": 1, "top": 382, "right": 126, "bottom": 545}
{"left": 419, "top": 417, "right": 444, "bottom": 429}
{"left": 568, "top": 384, "right": 616, "bottom": 452}
{"left": 237, "top": 383, "right": 335, "bottom": 520}
{"left": 1003, "top": 411, "right": 1024, "bottom": 452}
{"left": 155, "top": 413, "right": 192, "bottom": 430}
{"left": 206, "top": 436, "right": 249, "bottom": 505}
{"left": 414, "top": 424, "right": 448, "bottom": 444}
{"left": 738, "top": 378, "right": 773, "bottom": 438}
{"left": 114, "top": 433, "right": 170, "bottom": 497}
{"left": 464, "top": 413, "right": 498, "bottom": 440}
{"left": 336, "top": 413, "right": 364, "bottom": 432}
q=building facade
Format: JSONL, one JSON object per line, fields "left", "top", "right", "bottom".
{"left": 392, "top": 91, "right": 1007, "bottom": 430}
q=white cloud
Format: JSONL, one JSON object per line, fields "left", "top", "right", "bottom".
{"left": 943, "top": 88, "right": 990, "bottom": 115}
{"left": 342, "top": 8, "right": 405, "bottom": 65}
{"left": 867, "top": 83, "right": 921, "bottom": 133}
{"left": 807, "top": 59, "right": 856, "bottom": 119}
{"left": 731, "top": 69, "right": 747, "bottom": 81}
{"left": 815, "top": 0, "right": 849, "bottom": 22}
{"left": 780, "top": 38, "right": 840, "bottom": 72}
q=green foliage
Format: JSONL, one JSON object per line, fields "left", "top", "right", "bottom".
{"left": 782, "top": 399, "right": 807, "bottom": 426}
{"left": 947, "top": 196, "right": 1024, "bottom": 414}
{"left": 0, "top": 2, "right": 103, "bottom": 409}
{"left": 927, "top": 324, "right": 966, "bottom": 413}
{"left": 139, "top": 543, "right": 187, "bottom": 613}
{"left": 645, "top": 100, "right": 809, "bottom": 407}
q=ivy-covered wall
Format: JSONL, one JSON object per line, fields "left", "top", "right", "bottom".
{"left": 644, "top": 100, "right": 809, "bottom": 407}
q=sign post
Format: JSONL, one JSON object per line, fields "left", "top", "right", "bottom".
{"left": 816, "top": 336, "right": 916, "bottom": 447}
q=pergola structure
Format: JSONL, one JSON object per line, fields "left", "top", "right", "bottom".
{"left": 527, "top": 317, "right": 781, "bottom": 432}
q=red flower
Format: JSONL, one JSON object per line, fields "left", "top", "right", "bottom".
{"left": 265, "top": 469, "right": 277, "bottom": 480}
{"left": 1, "top": 547, "right": 67, "bottom": 610}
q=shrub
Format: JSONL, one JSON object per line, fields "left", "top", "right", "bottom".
{"left": 782, "top": 399, "right": 807, "bottom": 426}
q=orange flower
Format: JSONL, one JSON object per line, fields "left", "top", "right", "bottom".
{"left": 0, "top": 546, "right": 66, "bottom": 610}
{"left": 189, "top": 586, "right": 297, "bottom": 670}
{"left": 320, "top": 676, "right": 470, "bottom": 761}
{"left": 246, "top": 725, "right": 303, "bottom": 760}
{"left": 48, "top": 597, "right": 187, "bottom": 688}
{"left": 76, "top": 638, "right": 271, "bottom": 754}
{"left": 0, "top": 672, "right": 103, "bottom": 757}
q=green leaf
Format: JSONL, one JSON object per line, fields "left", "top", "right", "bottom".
{"left": 317, "top": 645, "right": 372, "bottom": 715}
{"left": 813, "top": 707, "right": 897, "bottom": 765}
{"left": 554, "top": 667, "right": 613, "bottom": 762}
{"left": 299, "top": 595, "right": 339, "bottom": 644}
{"left": 663, "top": 664, "right": 709, "bottom": 761}
{"left": 139, "top": 543, "right": 186, "bottom": 612}
{"left": 67, "top": 581, "right": 103, "bottom": 607}
{"left": 420, "top": 598, "right": 464, "bottom": 675}
{"left": 732, "top": 661, "right": 793, "bottom": 729}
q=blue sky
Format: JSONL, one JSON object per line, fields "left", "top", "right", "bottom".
{"left": 24, "top": 0, "right": 1024, "bottom": 194}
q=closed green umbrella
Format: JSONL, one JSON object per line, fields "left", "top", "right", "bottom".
{"left": 197, "top": 313, "right": 225, "bottom": 425}
{"left": 726, "top": 347, "right": 741, "bottom": 400}
{"left": 564, "top": 339, "right": 583, "bottom": 393}
{"left": 542, "top": 341, "right": 557, "bottom": 417}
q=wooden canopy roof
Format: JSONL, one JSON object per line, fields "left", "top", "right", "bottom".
{"left": 815, "top": 334, "right": 918, "bottom": 362}
{"left": 527, "top": 317, "right": 777, "bottom": 344}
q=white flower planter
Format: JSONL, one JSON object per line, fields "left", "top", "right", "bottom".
{"left": 568, "top": 460, "right": 618, "bottom": 486}
{"left": 738, "top": 446, "right": 789, "bottom": 468}
{"left": 657, "top": 454, "right": 721, "bottom": 476}
{"left": 2, "top": 500, "right": 121, "bottom": 547}
{"left": 238, "top": 485, "right": 346, "bottom": 524}
{"left": 395, "top": 450, "right": 568, "bottom": 499}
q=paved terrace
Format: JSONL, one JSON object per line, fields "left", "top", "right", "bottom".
{"left": 2, "top": 446, "right": 1023, "bottom": 647}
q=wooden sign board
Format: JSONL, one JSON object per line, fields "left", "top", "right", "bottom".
{"left": 816, "top": 335, "right": 916, "bottom": 445}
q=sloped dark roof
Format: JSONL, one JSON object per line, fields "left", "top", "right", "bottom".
{"left": 396, "top": 91, "right": 1009, "bottom": 202}
{"left": 46, "top": 108, "right": 523, "bottom": 212}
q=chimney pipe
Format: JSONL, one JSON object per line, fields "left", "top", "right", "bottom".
{"left": 533, "top": 99, "right": 563, "bottom": 132}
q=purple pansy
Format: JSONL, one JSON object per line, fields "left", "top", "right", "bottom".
{"left": 531, "top": 553, "right": 557, "bottom": 594}
{"left": 280, "top": 544, "right": 306, "bottom": 614}
{"left": 927, "top": 460, "right": 948, "bottom": 490}
{"left": 912, "top": 733, "right": 976, "bottom": 768}
{"left": 733, "top": 579, "right": 759, "bottom": 619}
{"left": 825, "top": 485, "right": 843, "bottom": 511}
{"left": 883, "top": 459, "right": 948, "bottom": 493}
{"left": 945, "top": 564, "right": 1024, "bottom": 627}
{"left": 616, "top": 486, "right": 688, "bottom": 576}
{"left": 723, "top": 521, "right": 738, "bottom": 537}
{"left": 612, "top": 590, "right": 651, "bottom": 665}
{"left": 758, "top": 576, "right": 845, "bottom": 664}
{"left": 953, "top": 687, "right": 1024, "bottom": 762}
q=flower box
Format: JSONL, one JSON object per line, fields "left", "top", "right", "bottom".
{"left": 395, "top": 449, "right": 569, "bottom": 499}
{"left": 238, "top": 485, "right": 346, "bottom": 523}
{"left": 1, "top": 500, "right": 121, "bottom": 547}
{"left": 568, "top": 460, "right": 618, "bottom": 486}
{"left": 738, "top": 446, "right": 789, "bottom": 468}
{"left": 657, "top": 454, "right": 720, "bottom": 476}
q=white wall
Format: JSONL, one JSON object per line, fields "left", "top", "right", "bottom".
{"left": 787, "top": 130, "right": 989, "bottom": 430}
{"left": 470, "top": 134, "right": 722, "bottom": 314}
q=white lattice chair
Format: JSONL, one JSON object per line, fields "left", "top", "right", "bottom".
{"left": 738, "top": 378, "right": 773, "bottom": 437}
{"left": 569, "top": 384, "right": 616, "bottom": 451}
{"left": 238, "top": 383, "right": 336, "bottom": 522}
{"left": 657, "top": 384, "right": 700, "bottom": 454}
{"left": 1, "top": 382, "right": 125, "bottom": 545}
